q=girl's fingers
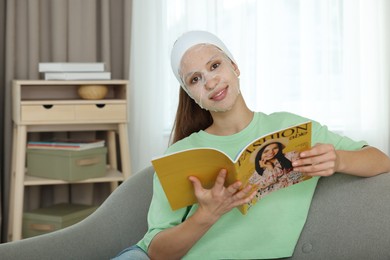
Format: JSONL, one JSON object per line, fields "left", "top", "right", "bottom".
{"left": 188, "top": 176, "right": 204, "bottom": 195}
{"left": 294, "top": 160, "right": 336, "bottom": 176}
{"left": 293, "top": 143, "right": 337, "bottom": 177}
{"left": 226, "top": 180, "right": 243, "bottom": 194}
{"left": 233, "top": 184, "right": 253, "bottom": 199}
{"left": 230, "top": 189, "right": 257, "bottom": 208}
{"left": 213, "top": 169, "right": 228, "bottom": 190}
{"left": 191, "top": 168, "right": 256, "bottom": 213}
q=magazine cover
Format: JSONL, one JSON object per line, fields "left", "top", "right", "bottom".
{"left": 152, "top": 121, "right": 312, "bottom": 215}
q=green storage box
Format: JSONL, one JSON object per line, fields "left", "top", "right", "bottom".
{"left": 22, "top": 203, "right": 98, "bottom": 238}
{"left": 27, "top": 147, "right": 107, "bottom": 181}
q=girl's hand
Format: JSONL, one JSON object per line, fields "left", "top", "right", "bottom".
{"left": 292, "top": 143, "right": 339, "bottom": 177}
{"left": 260, "top": 158, "right": 273, "bottom": 170}
{"left": 188, "top": 169, "right": 256, "bottom": 223}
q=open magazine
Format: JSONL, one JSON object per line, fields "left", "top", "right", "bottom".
{"left": 152, "top": 121, "right": 312, "bottom": 215}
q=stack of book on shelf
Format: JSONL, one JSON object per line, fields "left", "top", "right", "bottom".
{"left": 27, "top": 139, "right": 105, "bottom": 151}
{"left": 39, "top": 62, "right": 111, "bottom": 80}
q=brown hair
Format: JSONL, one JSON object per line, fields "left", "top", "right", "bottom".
{"left": 169, "top": 87, "right": 213, "bottom": 145}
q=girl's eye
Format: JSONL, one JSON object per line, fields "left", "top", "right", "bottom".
{"left": 211, "top": 63, "right": 220, "bottom": 70}
{"left": 190, "top": 75, "right": 200, "bottom": 85}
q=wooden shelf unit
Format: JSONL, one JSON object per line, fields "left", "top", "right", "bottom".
{"left": 9, "top": 80, "right": 132, "bottom": 241}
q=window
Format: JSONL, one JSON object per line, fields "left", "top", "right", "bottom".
{"left": 164, "top": 0, "right": 347, "bottom": 132}
{"left": 130, "top": 0, "right": 389, "bottom": 172}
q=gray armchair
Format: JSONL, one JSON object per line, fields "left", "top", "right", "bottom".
{"left": 1, "top": 166, "right": 390, "bottom": 259}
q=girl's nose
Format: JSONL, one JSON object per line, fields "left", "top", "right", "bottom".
{"left": 204, "top": 74, "right": 220, "bottom": 90}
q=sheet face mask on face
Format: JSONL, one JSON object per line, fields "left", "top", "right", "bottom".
{"left": 179, "top": 44, "right": 241, "bottom": 112}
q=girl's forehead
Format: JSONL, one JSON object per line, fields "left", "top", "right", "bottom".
{"left": 180, "top": 44, "right": 225, "bottom": 70}
{"left": 265, "top": 143, "right": 278, "bottom": 149}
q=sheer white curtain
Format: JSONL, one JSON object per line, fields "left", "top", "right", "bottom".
{"left": 129, "top": 0, "right": 168, "bottom": 173}
{"left": 129, "top": 0, "right": 390, "bottom": 173}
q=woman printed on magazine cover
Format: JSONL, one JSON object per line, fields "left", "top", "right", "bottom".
{"left": 112, "top": 31, "right": 390, "bottom": 260}
{"left": 248, "top": 138, "right": 300, "bottom": 199}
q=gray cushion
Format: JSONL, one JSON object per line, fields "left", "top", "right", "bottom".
{"left": 290, "top": 172, "right": 390, "bottom": 259}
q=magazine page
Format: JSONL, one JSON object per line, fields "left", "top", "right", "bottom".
{"left": 152, "top": 148, "right": 237, "bottom": 210}
{"left": 236, "top": 121, "right": 312, "bottom": 214}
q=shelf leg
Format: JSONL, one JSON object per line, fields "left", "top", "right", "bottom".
{"left": 9, "top": 125, "right": 27, "bottom": 241}
{"left": 107, "top": 130, "right": 119, "bottom": 192}
{"left": 107, "top": 130, "right": 117, "bottom": 169}
{"left": 118, "top": 123, "right": 131, "bottom": 179}
{"left": 7, "top": 125, "right": 18, "bottom": 241}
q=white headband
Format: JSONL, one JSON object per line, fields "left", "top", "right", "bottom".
{"left": 170, "top": 30, "right": 236, "bottom": 85}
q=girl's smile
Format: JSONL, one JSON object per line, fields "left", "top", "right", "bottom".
{"left": 209, "top": 86, "right": 228, "bottom": 101}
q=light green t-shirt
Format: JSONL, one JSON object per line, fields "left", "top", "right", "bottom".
{"left": 137, "top": 112, "right": 367, "bottom": 259}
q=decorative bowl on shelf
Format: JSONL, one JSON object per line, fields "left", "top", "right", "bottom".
{"left": 77, "top": 85, "right": 108, "bottom": 100}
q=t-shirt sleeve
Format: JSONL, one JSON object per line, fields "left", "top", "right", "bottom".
{"left": 311, "top": 120, "right": 368, "bottom": 150}
{"left": 269, "top": 112, "right": 368, "bottom": 150}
